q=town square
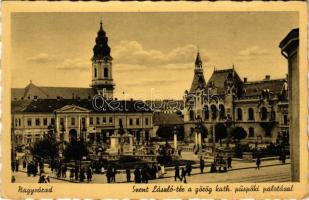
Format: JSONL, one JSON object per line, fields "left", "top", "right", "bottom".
{"left": 10, "top": 12, "right": 298, "bottom": 184}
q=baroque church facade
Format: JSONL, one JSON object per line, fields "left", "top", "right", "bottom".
{"left": 11, "top": 22, "right": 153, "bottom": 147}
{"left": 183, "top": 52, "right": 289, "bottom": 144}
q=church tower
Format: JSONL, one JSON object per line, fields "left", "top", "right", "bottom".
{"left": 91, "top": 21, "right": 114, "bottom": 98}
{"left": 189, "top": 51, "right": 206, "bottom": 93}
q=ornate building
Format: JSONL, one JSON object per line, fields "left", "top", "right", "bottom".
{"left": 11, "top": 22, "right": 153, "bottom": 147}
{"left": 183, "top": 52, "right": 289, "bottom": 144}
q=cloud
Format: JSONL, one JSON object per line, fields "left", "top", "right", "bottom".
{"left": 26, "top": 53, "right": 56, "bottom": 63}
{"left": 235, "top": 46, "right": 270, "bottom": 61}
{"left": 56, "top": 58, "right": 89, "bottom": 71}
{"left": 113, "top": 40, "right": 209, "bottom": 66}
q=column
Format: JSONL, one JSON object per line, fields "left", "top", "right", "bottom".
{"left": 279, "top": 28, "right": 299, "bottom": 181}
{"left": 173, "top": 133, "right": 177, "bottom": 150}
{"left": 195, "top": 131, "right": 198, "bottom": 146}
{"left": 198, "top": 132, "right": 202, "bottom": 147}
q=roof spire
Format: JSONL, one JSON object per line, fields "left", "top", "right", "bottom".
{"left": 195, "top": 49, "right": 202, "bottom": 68}
{"left": 100, "top": 19, "right": 103, "bottom": 31}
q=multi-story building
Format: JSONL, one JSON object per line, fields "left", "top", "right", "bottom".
{"left": 183, "top": 52, "right": 289, "bottom": 144}
{"left": 11, "top": 21, "right": 153, "bottom": 147}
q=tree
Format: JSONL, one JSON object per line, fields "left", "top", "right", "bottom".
{"left": 231, "top": 127, "right": 247, "bottom": 144}
{"left": 214, "top": 123, "right": 227, "bottom": 146}
{"left": 63, "top": 139, "right": 88, "bottom": 161}
{"left": 31, "top": 125, "right": 58, "bottom": 160}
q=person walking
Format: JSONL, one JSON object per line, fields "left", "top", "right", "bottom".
{"left": 74, "top": 167, "right": 79, "bottom": 181}
{"left": 186, "top": 163, "right": 192, "bottom": 176}
{"left": 174, "top": 165, "right": 181, "bottom": 181}
{"left": 181, "top": 167, "right": 187, "bottom": 183}
{"left": 15, "top": 160, "right": 19, "bottom": 172}
{"left": 126, "top": 168, "right": 131, "bottom": 182}
{"left": 256, "top": 157, "right": 261, "bottom": 170}
{"left": 86, "top": 166, "right": 93, "bottom": 183}
{"left": 69, "top": 168, "right": 74, "bottom": 182}
{"left": 227, "top": 156, "right": 232, "bottom": 169}
{"left": 23, "top": 159, "right": 27, "bottom": 169}
{"left": 200, "top": 158, "right": 205, "bottom": 174}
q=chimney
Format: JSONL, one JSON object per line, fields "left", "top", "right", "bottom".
{"left": 243, "top": 77, "right": 247, "bottom": 83}
{"left": 265, "top": 75, "right": 270, "bottom": 80}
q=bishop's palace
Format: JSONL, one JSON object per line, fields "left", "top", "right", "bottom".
{"left": 11, "top": 22, "right": 289, "bottom": 149}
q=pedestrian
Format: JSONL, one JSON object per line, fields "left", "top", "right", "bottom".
{"left": 62, "top": 165, "right": 67, "bottom": 178}
{"left": 181, "top": 167, "right": 187, "bottom": 183}
{"left": 227, "top": 156, "right": 232, "bottom": 169}
{"left": 141, "top": 166, "right": 148, "bottom": 183}
{"left": 80, "top": 168, "right": 85, "bottom": 182}
{"left": 69, "top": 168, "right": 74, "bottom": 182}
{"left": 256, "top": 157, "right": 261, "bottom": 170}
{"left": 186, "top": 163, "right": 192, "bottom": 176}
{"left": 134, "top": 168, "right": 141, "bottom": 183}
{"left": 75, "top": 167, "right": 79, "bottom": 181}
{"left": 174, "top": 165, "right": 181, "bottom": 181}
{"left": 11, "top": 161, "right": 15, "bottom": 172}
{"left": 126, "top": 168, "right": 131, "bottom": 182}
{"left": 151, "top": 164, "right": 157, "bottom": 179}
{"left": 23, "top": 160, "right": 27, "bottom": 169}
{"left": 11, "top": 175, "right": 16, "bottom": 183}
{"left": 15, "top": 160, "right": 19, "bottom": 172}
{"left": 200, "top": 158, "right": 205, "bottom": 174}
{"left": 87, "top": 166, "right": 93, "bottom": 182}
{"left": 281, "top": 153, "right": 286, "bottom": 164}
{"left": 111, "top": 167, "right": 116, "bottom": 183}
{"left": 106, "top": 166, "right": 112, "bottom": 183}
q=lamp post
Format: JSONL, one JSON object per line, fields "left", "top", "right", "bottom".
{"left": 195, "top": 117, "right": 203, "bottom": 153}
{"left": 225, "top": 114, "right": 233, "bottom": 148}
{"left": 172, "top": 126, "right": 178, "bottom": 154}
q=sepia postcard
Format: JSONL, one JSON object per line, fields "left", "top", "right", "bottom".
{"left": 1, "top": 1, "right": 308, "bottom": 199}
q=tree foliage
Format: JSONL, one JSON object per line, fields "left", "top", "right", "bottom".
{"left": 215, "top": 123, "right": 227, "bottom": 141}
{"left": 156, "top": 125, "right": 184, "bottom": 140}
{"left": 31, "top": 125, "right": 58, "bottom": 159}
{"left": 63, "top": 139, "right": 88, "bottom": 161}
{"left": 231, "top": 127, "right": 247, "bottom": 142}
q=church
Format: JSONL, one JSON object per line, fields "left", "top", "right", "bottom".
{"left": 11, "top": 22, "right": 153, "bottom": 147}
{"left": 183, "top": 52, "right": 289, "bottom": 144}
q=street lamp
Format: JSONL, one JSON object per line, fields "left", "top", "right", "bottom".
{"left": 172, "top": 126, "right": 178, "bottom": 154}
{"left": 225, "top": 114, "right": 233, "bottom": 148}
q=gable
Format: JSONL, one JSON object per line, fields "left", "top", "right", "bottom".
{"left": 55, "top": 104, "right": 90, "bottom": 113}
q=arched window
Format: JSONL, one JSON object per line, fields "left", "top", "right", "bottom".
{"left": 237, "top": 108, "right": 243, "bottom": 121}
{"left": 203, "top": 105, "right": 209, "bottom": 120}
{"left": 189, "top": 110, "right": 195, "bottom": 121}
{"left": 270, "top": 111, "right": 276, "bottom": 121}
{"left": 219, "top": 104, "right": 225, "bottom": 119}
{"left": 249, "top": 127, "right": 254, "bottom": 137}
{"left": 260, "top": 107, "right": 268, "bottom": 120}
{"left": 94, "top": 68, "right": 97, "bottom": 78}
{"left": 248, "top": 108, "right": 254, "bottom": 120}
{"left": 104, "top": 68, "right": 108, "bottom": 78}
{"left": 210, "top": 105, "right": 217, "bottom": 120}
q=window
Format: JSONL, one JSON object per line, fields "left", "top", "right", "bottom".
{"left": 94, "top": 68, "right": 97, "bottom": 78}
{"left": 189, "top": 110, "right": 195, "bottom": 121}
{"left": 204, "top": 106, "right": 209, "bottom": 120}
{"left": 136, "top": 118, "right": 140, "bottom": 126}
{"left": 145, "top": 118, "right": 149, "bottom": 125}
{"left": 60, "top": 118, "right": 64, "bottom": 126}
{"left": 51, "top": 118, "right": 55, "bottom": 125}
{"left": 109, "top": 117, "right": 113, "bottom": 124}
{"left": 270, "top": 111, "right": 276, "bottom": 121}
{"left": 103, "top": 117, "right": 106, "bottom": 124}
{"left": 211, "top": 105, "right": 218, "bottom": 120}
{"left": 90, "top": 117, "right": 93, "bottom": 125}
{"left": 260, "top": 107, "right": 268, "bottom": 120}
{"left": 219, "top": 104, "right": 225, "bottom": 119}
{"left": 15, "top": 118, "right": 18, "bottom": 127}
{"left": 104, "top": 68, "right": 108, "bottom": 78}
{"left": 283, "top": 115, "right": 288, "bottom": 125}
{"left": 119, "top": 118, "right": 123, "bottom": 126}
{"left": 18, "top": 119, "right": 21, "bottom": 126}
{"left": 82, "top": 117, "right": 86, "bottom": 127}
{"left": 129, "top": 118, "right": 133, "bottom": 126}
{"left": 35, "top": 118, "right": 40, "bottom": 126}
{"left": 248, "top": 108, "right": 254, "bottom": 120}
{"left": 249, "top": 127, "right": 254, "bottom": 137}
{"left": 237, "top": 108, "right": 243, "bottom": 121}
{"left": 96, "top": 117, "right": 100, "bottom": 125}
{"left": 71, "top": 117, "right": 75, "bottom": 126}
{"left": 43, "top": 118, "right": 48, "bottom": 126}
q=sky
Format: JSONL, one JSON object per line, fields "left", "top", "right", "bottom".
{"left": 11, "top": 12, "right": 298, "bottom": 100}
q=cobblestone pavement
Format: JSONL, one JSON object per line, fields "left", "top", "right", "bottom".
{"left": 12, "top": 159, "right": 291, "bottom": 183}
